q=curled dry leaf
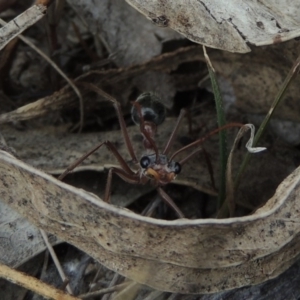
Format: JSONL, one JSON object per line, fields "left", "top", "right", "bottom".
{"left": 126, "top": 0, "right": 300, "bottom": 53}
{"left": 1, "top": 149, "right": 300, "bottom": 294}
{"left": 0, "top": 117, "right": 296, "bottom": 272}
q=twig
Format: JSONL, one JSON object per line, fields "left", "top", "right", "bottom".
{"left": 40, "top": 229, "right": 74, "bottom": 295}
{"left": 79, "top": 282, "right": 129, "bottom": 299}
{"left": 111, "top": 281, "right": 141, "bottom": 300}
{"left": 0, "top": 4, "right": 47, "bottom": 50}
{"left": 0, "top": 17, "right": 84, "bottom": 132}
{"left": 143, "top": 290, "right": 165, "bottom": 300}
{"left": 101, "top": 273, "right": 121, "bottom": 300}
{"left": 0, "top": 262, "right": 79, "bottom": 300}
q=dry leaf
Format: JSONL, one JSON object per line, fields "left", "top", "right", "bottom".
{"left": 126, "top": 0, "right": 300, "bottom": 53}
{"left": 210, "top": 39, "right": 300, "bottom": 122}
{"left": 0, "top": 201, "right": 59, "bottom": 267}
{"left": 68, "top": 0, "right": 182, "bottom": 66}
{"left": 1, "top": 40, "right": 300, "bottom": 126}
{"left": 0, "top": 46, "right": 204, "bottom": 125}
{"left": 1, "top": 149, "right": 300, "bottom": 294}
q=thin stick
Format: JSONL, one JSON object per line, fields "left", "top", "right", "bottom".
{"left": 88, "top": 266, "right": 102, "bottom": 292}
{"left": 142, "top": 196, "right": 161, "bottom": 217}
{"left": 112, "top": 281, "right": 141, "bottom": 300}
{"left": 101, "top": 273, "right": 121, "bottom": 300}
{"left": 0, "top": 262, "right": 79, "bottom": 300}
{"left": 143, "top": 290, "right": 165, "bottom": 300}
{"left": 79, "top": 282, "right": 129, "bottom": 299}
{"left": 40, "top": 249, "right": 49, "bottom": 277}
{"left": 157, "top": 187, "right": 185, "bottom": 218}
{"left": 0, "top": 18, "right": 85, "bottom": 132}
{"left": 40, "top": 229, "right": 74, "bottom": 295}
{"left": 224, "top": 126, "right": 250, "bottom": 217}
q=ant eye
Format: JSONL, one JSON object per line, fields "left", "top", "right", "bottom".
{"left": 131, "top": 92, "right": 166, "bottom": 126}
{"left": 174, "top": 162, "right": 181, "bottom": 174}
{"left": 140, "top": 156, "right": 151, "bottom": 168}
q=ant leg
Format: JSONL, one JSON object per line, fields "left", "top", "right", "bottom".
{"left": 77, "top": 82, "right": 138, "bottom": 163}
{"left": 162, "top": 109, "right": 187, "bottom": 155}
{"left": 104, "top": 167, "right": 139, "bottom": 202}
{"left": 104, "top": 169, "right": 186, "bottom": 218}
{"left": 157, "top": 187, "right": 185, "bottom": 219}
{"left": 105, "top": 169, "right": 185, "bottom": 219}
{"left": 58, "top": 141, "right": 134, "bottom": 181}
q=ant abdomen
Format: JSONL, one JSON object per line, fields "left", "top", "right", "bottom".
{"left": 131, "top": 92, "right": 166, "bottom": 126}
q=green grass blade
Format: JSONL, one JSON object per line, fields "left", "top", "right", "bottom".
{"left": 234, "top": 54, "right": 300, "bottom": 189}
{"left": 203, "top": 47, "right": 227, "bottom": 209}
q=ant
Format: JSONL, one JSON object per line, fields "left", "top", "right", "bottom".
{"left": 59, "top": 86, "right": 247, "bottom": 219}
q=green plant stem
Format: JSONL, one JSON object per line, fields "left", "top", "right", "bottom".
{"left": 203, "top": 47, "right": 227, "bottom": 209}
{"left": 234, "top": 55, "right": 300, "bottom": 190}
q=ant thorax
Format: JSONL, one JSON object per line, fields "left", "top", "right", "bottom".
{"left": 139, "top": 153, "right": 181, "bottom": 185}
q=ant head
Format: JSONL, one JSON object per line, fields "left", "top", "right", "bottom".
{"left": 131, "top": 92, "right": 166, "bottom": 126}
{"left": 140, "top": 154, "right": 181, "bottom": 185}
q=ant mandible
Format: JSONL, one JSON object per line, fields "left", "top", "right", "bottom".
{"left": 59, "top": 87, "right": 245, "bottom": 219}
